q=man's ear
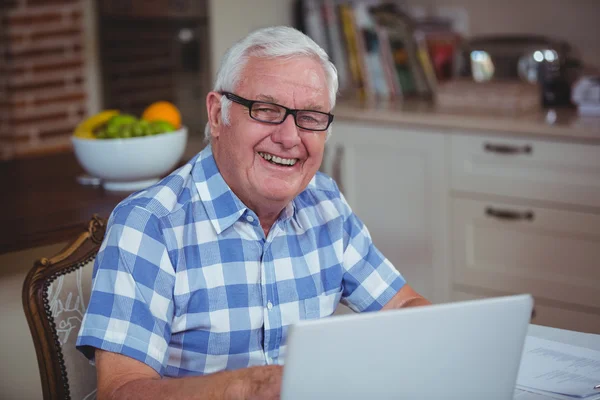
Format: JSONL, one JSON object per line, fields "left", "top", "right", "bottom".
{"left": 206, "top": 91, "right": 222, "bottom": 139}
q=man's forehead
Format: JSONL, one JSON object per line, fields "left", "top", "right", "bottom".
{"left": 243, "top": 56, "right": 325, "bottom": 83}
{"left": 237, "top": 56, "right": 329, "bottom": 108}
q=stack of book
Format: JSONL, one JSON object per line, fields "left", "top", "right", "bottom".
{"left": 298, "top": 0, "right": 460, "bottom": 103}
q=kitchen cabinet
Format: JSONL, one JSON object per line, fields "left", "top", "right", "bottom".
{"left": 324, "top": 121, "right": 450, "bottom": 304}
{"left": 327, "top": 115, "right": 600, "bottom": 333}
{"left": 450, "top": 132, "right": 600, "bottom": 333}
{"left": 451, "top": 196, "right": 600, "bottom": 333}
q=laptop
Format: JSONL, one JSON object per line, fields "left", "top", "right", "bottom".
{"left": 281, "top": 294, "right": 534, "bottom": 400}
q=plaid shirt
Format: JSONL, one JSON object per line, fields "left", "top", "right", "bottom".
{"left": 77, "top": 145, "right": 405, "bottom": 377}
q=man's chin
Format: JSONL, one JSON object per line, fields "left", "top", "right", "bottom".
{"left": 261, "top": 191, "right": 296, "bottom": 205}
{"left": 258, "top": 184, "right": 300, "bottom": 205}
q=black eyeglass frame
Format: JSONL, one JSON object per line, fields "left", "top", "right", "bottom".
{"left": 221, "top": 91, "right": 334, "bottom": 132}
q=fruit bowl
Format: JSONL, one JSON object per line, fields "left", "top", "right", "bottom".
{"left": 72, "top": 127, "right": 188, "bottom": 191}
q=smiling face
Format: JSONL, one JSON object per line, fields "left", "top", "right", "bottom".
{"left": 209, "top": 55, "right": 330, "bottom": 221}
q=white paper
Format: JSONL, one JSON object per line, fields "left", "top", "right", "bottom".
{"left": 517, "top": 336, "right": 600, "bottom": 399}
{"left": 515, "top": 387, "right": 600, "bottom": 400}
{"left": 515, "top": 388, "right": 565, "bottom": 400}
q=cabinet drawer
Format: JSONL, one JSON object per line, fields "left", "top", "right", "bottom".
{"left": 452, "top": 289, "right": 600, "bottom": 334}
{"left": 450, "top": 134, "right": 600, "bottom": 208}
{"left": 451, "top": 197, "right": 600, "bottom": 310}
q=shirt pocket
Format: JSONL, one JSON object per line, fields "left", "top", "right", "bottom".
{"left": 303, "top": 289, "right": 343, "bottom": 320}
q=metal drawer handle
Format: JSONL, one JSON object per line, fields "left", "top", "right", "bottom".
{"left": 484, "top": 143, "right": 532, "bottom": 155}
{"left": 485, "top": 207, "right": 534, "bottom": 221}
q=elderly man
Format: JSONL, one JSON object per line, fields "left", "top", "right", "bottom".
{"left": 77, "top": 26, "right": 430, "bottom": 399}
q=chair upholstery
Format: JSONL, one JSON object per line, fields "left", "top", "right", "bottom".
{"left": 23, "top": 215, "right": 106, "bottom": 400}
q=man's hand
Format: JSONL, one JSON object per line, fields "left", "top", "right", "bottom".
{"left": 96, "top": 349, "right": 283, "bottom": 400}
{"left": 238, "top": 365, "right": 283, "bottom": 400}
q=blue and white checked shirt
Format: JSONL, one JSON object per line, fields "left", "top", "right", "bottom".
{"left": 77, "top": 144, "right": 405, "bottom": 377}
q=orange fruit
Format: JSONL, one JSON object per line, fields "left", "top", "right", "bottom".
{"left": 141, "top": 101, "right": 181, "bottom": 129}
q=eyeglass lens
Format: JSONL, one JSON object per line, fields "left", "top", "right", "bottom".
{"left": 250, "top": 102, "right": 329, "bottom": 130}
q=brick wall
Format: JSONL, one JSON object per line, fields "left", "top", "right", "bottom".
{"left": 1, "top": 0, "right": 87, "bottom": 161}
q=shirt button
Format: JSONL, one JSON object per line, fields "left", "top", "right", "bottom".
{"left": 246, "top": 215, "right": 254, "bottom": 223}
{"left": 267, "top": 301, "right": 273, "bottom": 310}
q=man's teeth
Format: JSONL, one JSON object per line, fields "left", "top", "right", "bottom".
{"left": 258, "top": 152, "right": 297, "bottom": 166}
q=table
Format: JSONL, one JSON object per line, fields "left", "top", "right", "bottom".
{"left": 0, "top": 151, "right": 130, "bottom": 255}
{"left": 528, "top": 324, "right": 600, "bottom": 352}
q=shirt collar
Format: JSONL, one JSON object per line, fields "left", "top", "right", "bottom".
{"left": 192, "top": 144, "right": 301, "bottom": 234}
{"left": 192, "top": 145, "right": 248, "bottom": 234}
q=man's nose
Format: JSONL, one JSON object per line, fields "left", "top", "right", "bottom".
{"left": 272, "top": 113, "right": 301, "bottom": 148}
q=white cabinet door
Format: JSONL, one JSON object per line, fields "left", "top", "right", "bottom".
{"left": 451, "top": 196, "right": 600, "bottom": 333}
{"left": 450, "top": 134, "right": 600, "bottom": 208}
{"left": 325, "top": 122, "right": 450, "bottom": 303}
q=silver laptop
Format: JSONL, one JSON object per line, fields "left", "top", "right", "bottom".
{"left": 281, "top": 294, "right": 534, "bottom": 400}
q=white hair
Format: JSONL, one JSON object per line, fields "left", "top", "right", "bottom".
{"left": 204, "top": 26, "right": 338, "bottom": 142}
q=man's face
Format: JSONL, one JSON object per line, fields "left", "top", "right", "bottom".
{"left": 210, "top": 56, "right": 330, "bottom": 215}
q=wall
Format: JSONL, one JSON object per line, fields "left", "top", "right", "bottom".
{"left": 1, "top": 0, "right": 89, "bottom": 161}
{"left": 208, "top": 0, "right": 296, "bottom": 81}
{"left": 82, "top": 0, "right": 102, "bottom": 120}
{"left": 401, "top": 0, "right": 600, "bottom": 70}
{"left": 0, "top": 242, "right": 66, "bottom": 400}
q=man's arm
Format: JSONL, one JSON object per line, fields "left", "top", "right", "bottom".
{"left": 381, "top": 284, "right": 431, "bottom": 310}
{"left": 96, "top": 349, "right": 282, "bottom": 400}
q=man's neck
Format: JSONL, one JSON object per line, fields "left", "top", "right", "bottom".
{"left": 255, "top": 207, "right": 281, "bottom": 238}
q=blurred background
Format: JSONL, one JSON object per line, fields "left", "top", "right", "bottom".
{"left": 2, "top": 0, "right": 599, "bottom": 160}
{"left": 1, "top": 1, "right": 600, "bottom": 399}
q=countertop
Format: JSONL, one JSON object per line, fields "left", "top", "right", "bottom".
{"left": 333, "top": 99, "right": 600, "bottom": 144}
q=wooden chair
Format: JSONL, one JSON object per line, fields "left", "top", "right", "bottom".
{"left": 23, "top": 215, "right": 107, "bottom": 400}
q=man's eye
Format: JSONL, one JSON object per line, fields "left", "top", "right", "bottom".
{"left": 299, "top": 114, "right": 320, "bottom": 123}
{"left": 255, "top": 106, "right": 279, "bottom": 114}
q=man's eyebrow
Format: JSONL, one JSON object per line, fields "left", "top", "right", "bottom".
{"left": 256, "top": 94, "right": 325, "bottom": 111}
{"left": 256, "top": 94, "right": 277, "bottom": 103}
{"left": 304, "top": 103, "right": 324, "bottom": 111}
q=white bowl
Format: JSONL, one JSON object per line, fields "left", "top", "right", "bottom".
{"left": 72, "top": 127, "right": 188, "bottom": 191}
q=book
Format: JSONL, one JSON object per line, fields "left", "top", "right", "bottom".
{"left": 339, "top": 3, "right": 369, "bottom": 102}
{"left": 353, "top": 2, "right": 390, "bottom": 101}
{"left": 322, "top": 0, "right": 350, "bottom": 94}
{"left": 414, "top": 30, "right": 438, "bottom": 96}
{"left": 301, "top": 0, "right": 330, "bottom": 56}
{"left": 370, "top": 5, "right": 418, "bottom": 96}
{"left": 415, "top": 17, "right": 461, "bottom": 82}
{"left": 376, "top": 26, "right": 403, "bottom": 100}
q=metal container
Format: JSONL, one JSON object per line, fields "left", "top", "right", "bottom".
{"left": 458, "top": 35, "right": 571, "bottom": 83}
{"left": 457, "top": 35, "right": 580, "bottom": 106}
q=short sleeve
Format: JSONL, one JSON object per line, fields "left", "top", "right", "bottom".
{"left": 76, "top": 204, "right": 176, "bottom": 375}
{"left": 338, "top": 192, "right": 406, "bottom": 312}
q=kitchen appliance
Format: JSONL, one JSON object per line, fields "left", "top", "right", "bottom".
{"left": 457, "top": 35, "right": 581, "bottom": 107}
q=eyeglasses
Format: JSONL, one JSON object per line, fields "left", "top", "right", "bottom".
{"left": 221, "top": 92, "right": 334, "bottom": 132}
